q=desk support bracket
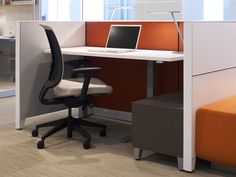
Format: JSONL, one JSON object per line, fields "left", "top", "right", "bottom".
{"left": 147, "top": 61, "right": 157, "bottom": 98}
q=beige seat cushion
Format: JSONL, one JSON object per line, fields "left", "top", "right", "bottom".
{"left": 53, "top": 78, "right": 112, "bottom": 97}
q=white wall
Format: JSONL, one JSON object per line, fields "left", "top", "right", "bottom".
{"left": 0, "top": 5, "right": 33, "bottom": 36}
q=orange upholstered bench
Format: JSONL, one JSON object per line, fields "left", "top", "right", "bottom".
{"left": 196, "top": 96, "right": 236, "bottom": 168}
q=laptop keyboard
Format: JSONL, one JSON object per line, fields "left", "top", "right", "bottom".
{"left": 87, "top": 48, "right": 134, "bottom": 53}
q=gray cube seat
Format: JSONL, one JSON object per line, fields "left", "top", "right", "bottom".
{"left": 132, "top": 91, "right": 183, "bottom": 169}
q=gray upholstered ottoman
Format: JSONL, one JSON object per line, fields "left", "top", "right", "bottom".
{"left": 132, "top": 92, "right": 183, "bottom": 169}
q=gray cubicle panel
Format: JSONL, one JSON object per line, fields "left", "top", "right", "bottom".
{"left": 16, "top": 21, "right": 85, "bottom": 129}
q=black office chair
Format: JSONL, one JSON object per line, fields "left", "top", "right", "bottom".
{"left": 32, "top": 24, "right": 112, "bottom": 149}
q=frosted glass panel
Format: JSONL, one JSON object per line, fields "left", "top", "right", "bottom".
{"left": 204, "top": 0, "right": 223, "bottom": 20}
{"left": 134, "top": 0, "right": 182, "bottom": 20}
{"left": 105, "top": 0, "right": 135, "bottom": 20}
{"left": 41, "top": 0, "right": 135, "bottom": 21}
{"left": 41, "top": 0, "right": 82, "bottom": 21}
{"left": 83, "top": 0, "right": 135, "bottom": 21}
{"left": 182, "top": 0, "right": 236, "bottom": 20}
{"left": 83, "top": 0, "right": 104, "bottom": 21}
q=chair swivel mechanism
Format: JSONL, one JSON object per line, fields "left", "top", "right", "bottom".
{"left": 32, "top": 24, "right": 112, "bottom": 149}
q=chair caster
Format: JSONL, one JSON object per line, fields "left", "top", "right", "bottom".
{"left": 83, "top": 140, "right": 91, "bottom": 149}
{"left": 99, "top": 128, "right": 106, "bottom": 137}
{"left": 32, "top": 129, "right": 39, "bottom": 137}
{"left": 37, "top": 140, "right": 45, "bottom": 149}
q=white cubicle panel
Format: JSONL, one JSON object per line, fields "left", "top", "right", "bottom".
{"left": 16, "top": 21, "right": 85, "bottom": 129}
{"left": 192, "top": 22, "right": 236, "bottom": 76}
{"left": 193, "top": 68, "right": 236, "bottom": 113}
{"left": 191, "top": 21, "right": 236, "bottom": 110}
{"left": 184, "top": 21, "right": 236, "bottom": 172}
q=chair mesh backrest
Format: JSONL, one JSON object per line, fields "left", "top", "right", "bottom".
{"left": 41, "top": 25, "right": 64, "bottom": 88}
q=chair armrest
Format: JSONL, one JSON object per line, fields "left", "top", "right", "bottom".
{"left": 73, "top": 67, "right": 102, "bottom": 75}
{"left": 73, "top": 67, "right": 102, "bottom": 101}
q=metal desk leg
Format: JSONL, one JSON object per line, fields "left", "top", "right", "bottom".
{"left": 132, "top": 61, "right": 157, "bottom": 157}
{"left": 147, "top": 61, "right": 156, "bottom": 98}
{"left": 120, "top": 61, "right": 156, "bottom": 143}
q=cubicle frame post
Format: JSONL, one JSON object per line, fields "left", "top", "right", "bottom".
{"left": 183, "top": 22, "right": 196, "bottom": 172}
{"left": 15, "top": 22, "right": 24, "bottom": 129}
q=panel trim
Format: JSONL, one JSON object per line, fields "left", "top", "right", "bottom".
{"left": 93, "top": 107, "right": 132, "bottom": 122}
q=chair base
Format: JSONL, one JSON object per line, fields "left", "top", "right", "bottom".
{"left": 32, "top": 108, "right": 106, "bottom": 149}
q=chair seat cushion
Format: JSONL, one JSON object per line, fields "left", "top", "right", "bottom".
{"left": 53, "top": 78, "right": 112, "bottom": 97}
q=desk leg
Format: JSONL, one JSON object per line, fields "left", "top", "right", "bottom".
{"left": 121, "top": 61, "right": 157, "bottom": 144}
{"left": 147, "top": 61, "right": 156, "bottom": 98}
{"left": 132, "top": 61, "right": 157, "bottom": 158}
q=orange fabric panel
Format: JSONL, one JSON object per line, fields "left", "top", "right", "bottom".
{"left": 86, "top": 22, "right": 179, "bottom": 50}
{"left": 86, "top": 21, "right": 183, "bottom": 112}
{"left": 155, "top": 62, "right": 181, "bottom": 95}
{"left": 90, "top": 58, "right": 147, "bottom": 112}
{"left": 196, "top": 96, "right": 236, "bottom": 167}
{"left": 178, "top": 61, "right": 183, "bottom": 90}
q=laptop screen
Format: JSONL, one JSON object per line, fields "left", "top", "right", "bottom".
{"left": 106, "top": 25, "right": 141, "bottom": 49}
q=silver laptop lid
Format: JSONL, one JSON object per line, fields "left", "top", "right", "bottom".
{"left": 105, "top": 25, "right": 142, "bottom": 49}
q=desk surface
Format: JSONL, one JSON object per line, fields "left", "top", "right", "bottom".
{"left": 44, "top": 46, "right": 184, "bottom": 62}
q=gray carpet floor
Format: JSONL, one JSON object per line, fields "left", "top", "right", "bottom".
{"left": 0, "top": 97, "right": 234, "bottom": 177}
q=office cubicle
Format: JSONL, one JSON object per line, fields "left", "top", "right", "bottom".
{"left": 16, "top": 20, "right": 184, "bottom": 169}
{"left": 16, "top": 19, "right": 236, "bottom": 172}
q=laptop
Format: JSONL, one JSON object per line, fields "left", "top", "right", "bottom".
{"left": 87, "top": 25, "right": 142, "bottom": 53}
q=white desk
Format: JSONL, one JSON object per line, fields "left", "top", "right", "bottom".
{"left": 45, "top": 45, "right": 184, "bottom": 103}
{"left": 44, "top": 46, "right": 183, "bottom": 63}
{"left": 45, "top": 46, "right": 183, "bottom": 98}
